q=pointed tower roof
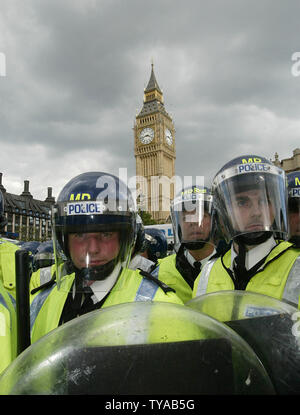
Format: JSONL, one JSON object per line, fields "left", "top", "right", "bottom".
{"left": 145, "top": 63, "right": 162, "bottom": 93}
{"left": 136, "top": 63, "right": 172, "bottom": 120}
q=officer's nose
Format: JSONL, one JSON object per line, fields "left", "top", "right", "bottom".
{"left": 86, "top": 235, "right": 101, "bottom": 254}
{"left": 250, "top": 201, "right": 262, "bottom": 217}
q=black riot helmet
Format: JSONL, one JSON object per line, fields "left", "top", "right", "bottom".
{"left": 144, "top": 228, "right": 168, "bottom": 262}
{"left": 53, "top": 172, "right": 137, "bottom": 287}
{"left": 170, "top": 185, "right": 215, "bottom": 251}
{"left": 212, "top": 155, "right": 288, "bottom": 246}
{"left": 34, "top": 240, "right": 55, "bottom": 271}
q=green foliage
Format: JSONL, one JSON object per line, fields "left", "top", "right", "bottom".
{"left": 138, "top": 210, "right": 157, "bottom": 225}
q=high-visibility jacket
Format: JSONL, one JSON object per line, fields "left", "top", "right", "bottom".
{"left": 30, "top": 266, "right": 184, "bottom": 343}
{"left": 29, "top": 263, "right": 56, "bottom": 292}
{"left": 0, "top": 281, "right": 16, "bottom": 374}
{"left": 193, "top": 241, "right": 300, "bottom": 309}
{"left": 0, "top": 239, "right": 19, "bottom": 299}
{"left": 157, "top": 254, "right": 193, "bottom": 303}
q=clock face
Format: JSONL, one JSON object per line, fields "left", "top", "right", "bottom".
{"left": 139, "top": 127, "right": 154, "bottom": 144}
{"left": 165, "top": 128, "right": 173, "bottom": 146}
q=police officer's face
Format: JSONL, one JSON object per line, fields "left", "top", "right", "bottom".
{"left": 68, "top": 232, "right": 120, "bottom": 269}
{"left": 181, "top": 210, "right": 211, "bottom": 241}
{"left": 231, "top": 189, "right": 275, "bottom": 233}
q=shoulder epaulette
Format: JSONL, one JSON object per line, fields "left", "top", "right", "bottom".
{"left": 137, "top": 268, "right": 176, "bottom": 295}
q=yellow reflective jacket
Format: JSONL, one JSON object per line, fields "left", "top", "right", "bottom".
{"left": 157, "top": 254, "right": 193, "bottom": 303}
{"left": 0, "top": 239, "right": 19, "bottom": 299}
{"left": 193, "top": 241, "right": 300, "bottom": 308}
{"left": 30, "top": 266, "right": 184, "bottom": 343}
{"left": 0, "top": 281, "right": 17, "bottom": 374}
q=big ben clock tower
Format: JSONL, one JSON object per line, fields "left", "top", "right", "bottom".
{"left": 134, "top": 64, "right": 176, "bottom": 222}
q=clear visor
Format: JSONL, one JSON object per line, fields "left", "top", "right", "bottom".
{"left": 213, "top": 164, "right": 288, "bottom": 242}
{"left": 53, "top": 204, "right": 136, "bottom": 293}
{"left": 171, "top": 194, "right": 215, "bottom": 247}
{"left": 288, "top": 193, "right": 300, "bottom": 238}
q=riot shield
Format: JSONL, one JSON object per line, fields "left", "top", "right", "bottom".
{"left": 0, "top": 301, "right": 274, "bottom": 395}
{"left": 187, "top": 291, "right": 300, "bottom": 394}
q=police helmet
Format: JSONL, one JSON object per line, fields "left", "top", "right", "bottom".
{"left": 19, "top": 240, "right": 41, "bottom": 255}
{"left": 212, "top": 155, "right": 288, "bottom": 245}
{"left": 34, "top": 240, "right": 55, "bottom": 270}
{"left": 132, "top": 214, "right": 148, "bottom": 256}
{"left": 170, "top": 185, "right": 215, "bottom": 251}
{"left": 144, "top": 228, "right": 168, "bottom": 262}
{"left": 287, "top": 171, "right": 300, "bottom": 243}
{"left": 53, "top": 172, "right": 137, "bottom": 285}
{"left": 0, "top": 190, "right": 7, "bottom": 230}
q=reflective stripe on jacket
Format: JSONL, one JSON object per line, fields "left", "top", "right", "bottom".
{"left": 30, "top": 266, "right": 183, "bottom": 343}
{"left": 193, "top": 241, "right": 300, "bottom": 308}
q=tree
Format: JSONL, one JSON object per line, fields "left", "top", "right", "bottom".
{"left": 138, "top": 210, "right": 157, "bottom": 225}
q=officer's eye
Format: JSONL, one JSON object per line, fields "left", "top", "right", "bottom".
{"left": 235, "top": 198, "right": 249, "bottom": 208}
{"left": 74, "top": 233, "right": 84, "bottom": 239}
{"left": 102, "top": 232, "right": 114, "bottom": 239}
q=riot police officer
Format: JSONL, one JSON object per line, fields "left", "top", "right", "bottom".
{"left": 157, "top": 185, "right": 217, "bottom": 303}
{"left": 193, "top": 155, "right": 300, "bottom": 308}
{"left": 30, "top": 172, "right": 183, "bottom": 343}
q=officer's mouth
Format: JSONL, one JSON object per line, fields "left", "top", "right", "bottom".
{"left": 245, "top": 223, "right": 265, "bottom": 231}
{"left": 86, "top": 259, "right": 108, "bottom": 267}
{"left": 189, "top": 231, "right": 204, "bottom": 238}
{"left": 90, "top": 261, "right": 107, "bottom": 267}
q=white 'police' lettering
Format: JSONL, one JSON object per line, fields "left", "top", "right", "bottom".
{"left": 238, "top": 163, "right": 270, "bottom": 174}
{"left": 67, "top": 201, "right": 106, "bottom": 215}
{"left": 292, "top": 188, "right": 300, "bottom": 197}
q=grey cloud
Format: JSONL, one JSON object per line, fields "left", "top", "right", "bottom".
{"left": 1, "top": 0, "right": 300, "bottom": 201}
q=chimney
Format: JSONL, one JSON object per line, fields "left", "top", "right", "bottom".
{"left": 21, "top": 180, "right": 32, "bottom": 198}
{"left": 45, "top": 186, "right": 55, "bottom": 204}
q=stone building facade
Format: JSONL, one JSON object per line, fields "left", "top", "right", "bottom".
{"left": 272, "top": 148, "right": 300, "bottom": 173}
{"left": 0, "top": 173, "right": 55, "bottom": 241}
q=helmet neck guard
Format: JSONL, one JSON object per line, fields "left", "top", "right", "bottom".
{"left": 74, "top": 259, "right": 117, "bottom": 282}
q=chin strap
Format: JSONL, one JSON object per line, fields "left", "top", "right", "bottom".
{"left": 76, "top": 259, "right": 116, "bottom": 281}
{"left": 183, "top": 241, "right": 206, "bottom": 251}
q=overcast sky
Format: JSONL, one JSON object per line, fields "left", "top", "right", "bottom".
{"left": 1, "top": 0, "right": 300, "bottom": 202}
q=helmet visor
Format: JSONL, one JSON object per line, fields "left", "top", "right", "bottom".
{"left": 213, "top": 163, "right": 288, "bottom": 242}
{"left": 53, "top": 202, "right": 136, "bottom": 293}
{"left": 171, "top": 192, "right": 215, "bottom": 247}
